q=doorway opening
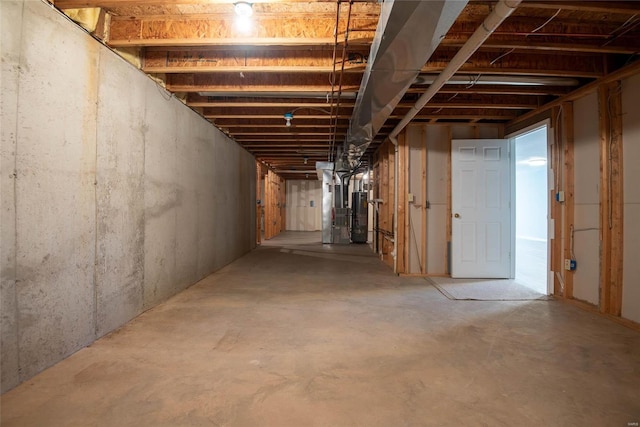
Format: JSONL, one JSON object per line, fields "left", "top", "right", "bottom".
{"left": 513, "top": 125, "right": 549, "bottom": 294}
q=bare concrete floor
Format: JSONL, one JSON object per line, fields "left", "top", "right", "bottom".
{"left": 2, "top": 231, "right": 639, "bottom": 426}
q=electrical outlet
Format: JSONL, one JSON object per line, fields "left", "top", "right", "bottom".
{"left": 408, "top": 193, "right": 414, "bottom": 203}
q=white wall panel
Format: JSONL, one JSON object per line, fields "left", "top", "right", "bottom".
{"left": 621, "top": 73, "right": 640, "bottom": 323}
{"left": 406, "top": 126, "right": 425, "bottom": 274}
{"left": 572, "top": 92, "right": 600, "bottom": 305}
{"left": 426, "top": 126, "right": 450, "bottom": 273}
{"left": 286, "top": 180, "right": 321, "bottom": 231}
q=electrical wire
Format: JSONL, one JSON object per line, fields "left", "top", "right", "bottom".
{"left": 489, "top": 9, "right": 561, "bottom": 65}
{"left": 490, "top": 48, "right": 516, "bottom": 65}
{"left": 527, "top": 9, "right": 561, "bottom": 35}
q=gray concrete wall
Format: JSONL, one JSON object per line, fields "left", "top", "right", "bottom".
{"left": 1, "top": 0, "right": 256, "bottom": 393}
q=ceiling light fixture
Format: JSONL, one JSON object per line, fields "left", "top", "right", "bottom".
{"left": 233, "top": 2, "right": 253, "bottom": 34}
{"left": 283, "top": 106, "right": 331, "bottom": 127}
{"left": 284, "top": 112, "right": 293, "bottom": 127}
{"left": 234, "top": 2, "right": 253, "bottom": 17}
{"left": 519, "top": 156, "right": 548, "bottom": 167}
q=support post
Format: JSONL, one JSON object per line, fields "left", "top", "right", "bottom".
{"left": 598, "top": 81, "right": 624, "bottom": 315}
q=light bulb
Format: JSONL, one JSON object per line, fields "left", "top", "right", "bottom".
{"left": 234, "top": 2, "right": 253, "bottom": 17}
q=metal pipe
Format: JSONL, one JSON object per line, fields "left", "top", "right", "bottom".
{"left": 389, "top": 0, "right": 522, "bottom": 140}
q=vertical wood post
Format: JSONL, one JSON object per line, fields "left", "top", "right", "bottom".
{"left": 397, "top": 131, "right": 407, "bottom": 274}
{"left": 550, "top": 106, "right": 563, "bottom": 295}
{"left": 598, "top": 81, "right": 624, "bottom": 316}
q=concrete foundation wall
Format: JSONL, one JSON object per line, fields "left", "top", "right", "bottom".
{"left": 621, "top": 73, "right": 640, "bottom": 323}
{"left": 1, "top": 0, "right": 256, "bottom": 392}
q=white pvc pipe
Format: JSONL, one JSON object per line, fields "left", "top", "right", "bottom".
{"left": 389, "top": 0, "right": 523, "bottom": 139}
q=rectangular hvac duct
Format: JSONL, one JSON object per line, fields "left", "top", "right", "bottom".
{"left": 345, "top": 0, "right": 468, "bottom": 165}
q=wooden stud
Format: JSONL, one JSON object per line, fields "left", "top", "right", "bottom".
{"left": 508, "top": 61, "right": 640, "bottom": 129}
{"left": 381, "top": 144, "right": 388, "bottom": 261}
{"left": 550, "top": 105, "right": 563, "bottom": 296}
{"left": 396, "top": 131, "right": 407, "bottom": 274}
{"left": 598, "top": 81, "right": 624, "bottom": 316}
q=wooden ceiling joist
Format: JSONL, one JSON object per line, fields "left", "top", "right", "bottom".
{"left": 108, "top": 15, "right": 378, "bottom": 47}
{"left": 519, "top": 1, "right": 640, "bottom": 15}
{"left": 51, "top": 0, "right": 640, "bottom": 176}
{"left": 143, "top": 48, "right": 370, "bottom": 74}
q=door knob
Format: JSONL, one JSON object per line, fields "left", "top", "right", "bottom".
{"left": 454, "top": 213, "right": 460, "bottom": 218}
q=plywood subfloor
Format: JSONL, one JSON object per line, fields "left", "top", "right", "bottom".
{"left": 2, "top": 231, "right": 639, "bottom": 426}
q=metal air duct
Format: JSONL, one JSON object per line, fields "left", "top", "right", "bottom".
{"left": 389, "top": 0, "right": 523, "bottom": 140}
{"left": 344, "top": 0, "right": 468, "bottom": 168}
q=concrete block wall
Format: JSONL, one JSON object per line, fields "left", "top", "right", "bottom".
{"left": 1, "top": 0, "right": 256, "bottom": 392}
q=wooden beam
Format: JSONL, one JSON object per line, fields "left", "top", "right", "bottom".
{"left": 167, "top": 72, "right": 362, "bottom": 93}
{"left": 202, "top": 106, "right": 350, "bottom": 116}
{"left": 508, "top": 60, "right": 640, "bottom": 129}
{"left": 108, "top": 15, "right": 377, "bottom": 47}
{"left": 146, "top": 65, "right": 366, "bottom": 73}
{"left": 143, "top": 49, "right": 369, "bottom": 74}
{"left": 426, "top": 50, "right": 606, "bottom": 78}
{"left": 598, "top": 81, "right": 624, "bottom": 316}
{"left": 520, "top": 1, "right": 640, "bottom": 15}
{"left": 441, "top": 38, "right": 640, "bottom": 55}
{"left": 448, "top": 15, "right": 638, "bottom": 39}
{"left": 189, "top": 101, "right": 356, "bottom": 108}
{"left": 56, "top": 0, "right": 379, "bottom": 10}
{"left": 219, "top": 124, "right": 348, "bottom": 129}
{"left": 232, "top": 131, "right": 345, "bottom": 136}
{"left": 432, "top": 86, "right": 572, "bottom": 97}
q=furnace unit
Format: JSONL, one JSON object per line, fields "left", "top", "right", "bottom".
{"left": 351, "top": 191, "right": 368, "bottom": 243}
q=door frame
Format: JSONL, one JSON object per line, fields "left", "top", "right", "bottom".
{"left": 506, "top": 119, "right": 552, "bottom": 294}
{"left": 451, "top": 138, "right": 512, "bottom": 278}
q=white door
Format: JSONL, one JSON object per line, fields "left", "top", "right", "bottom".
{"left": 451, "top": 139, "right": 511, "bottom": 278}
